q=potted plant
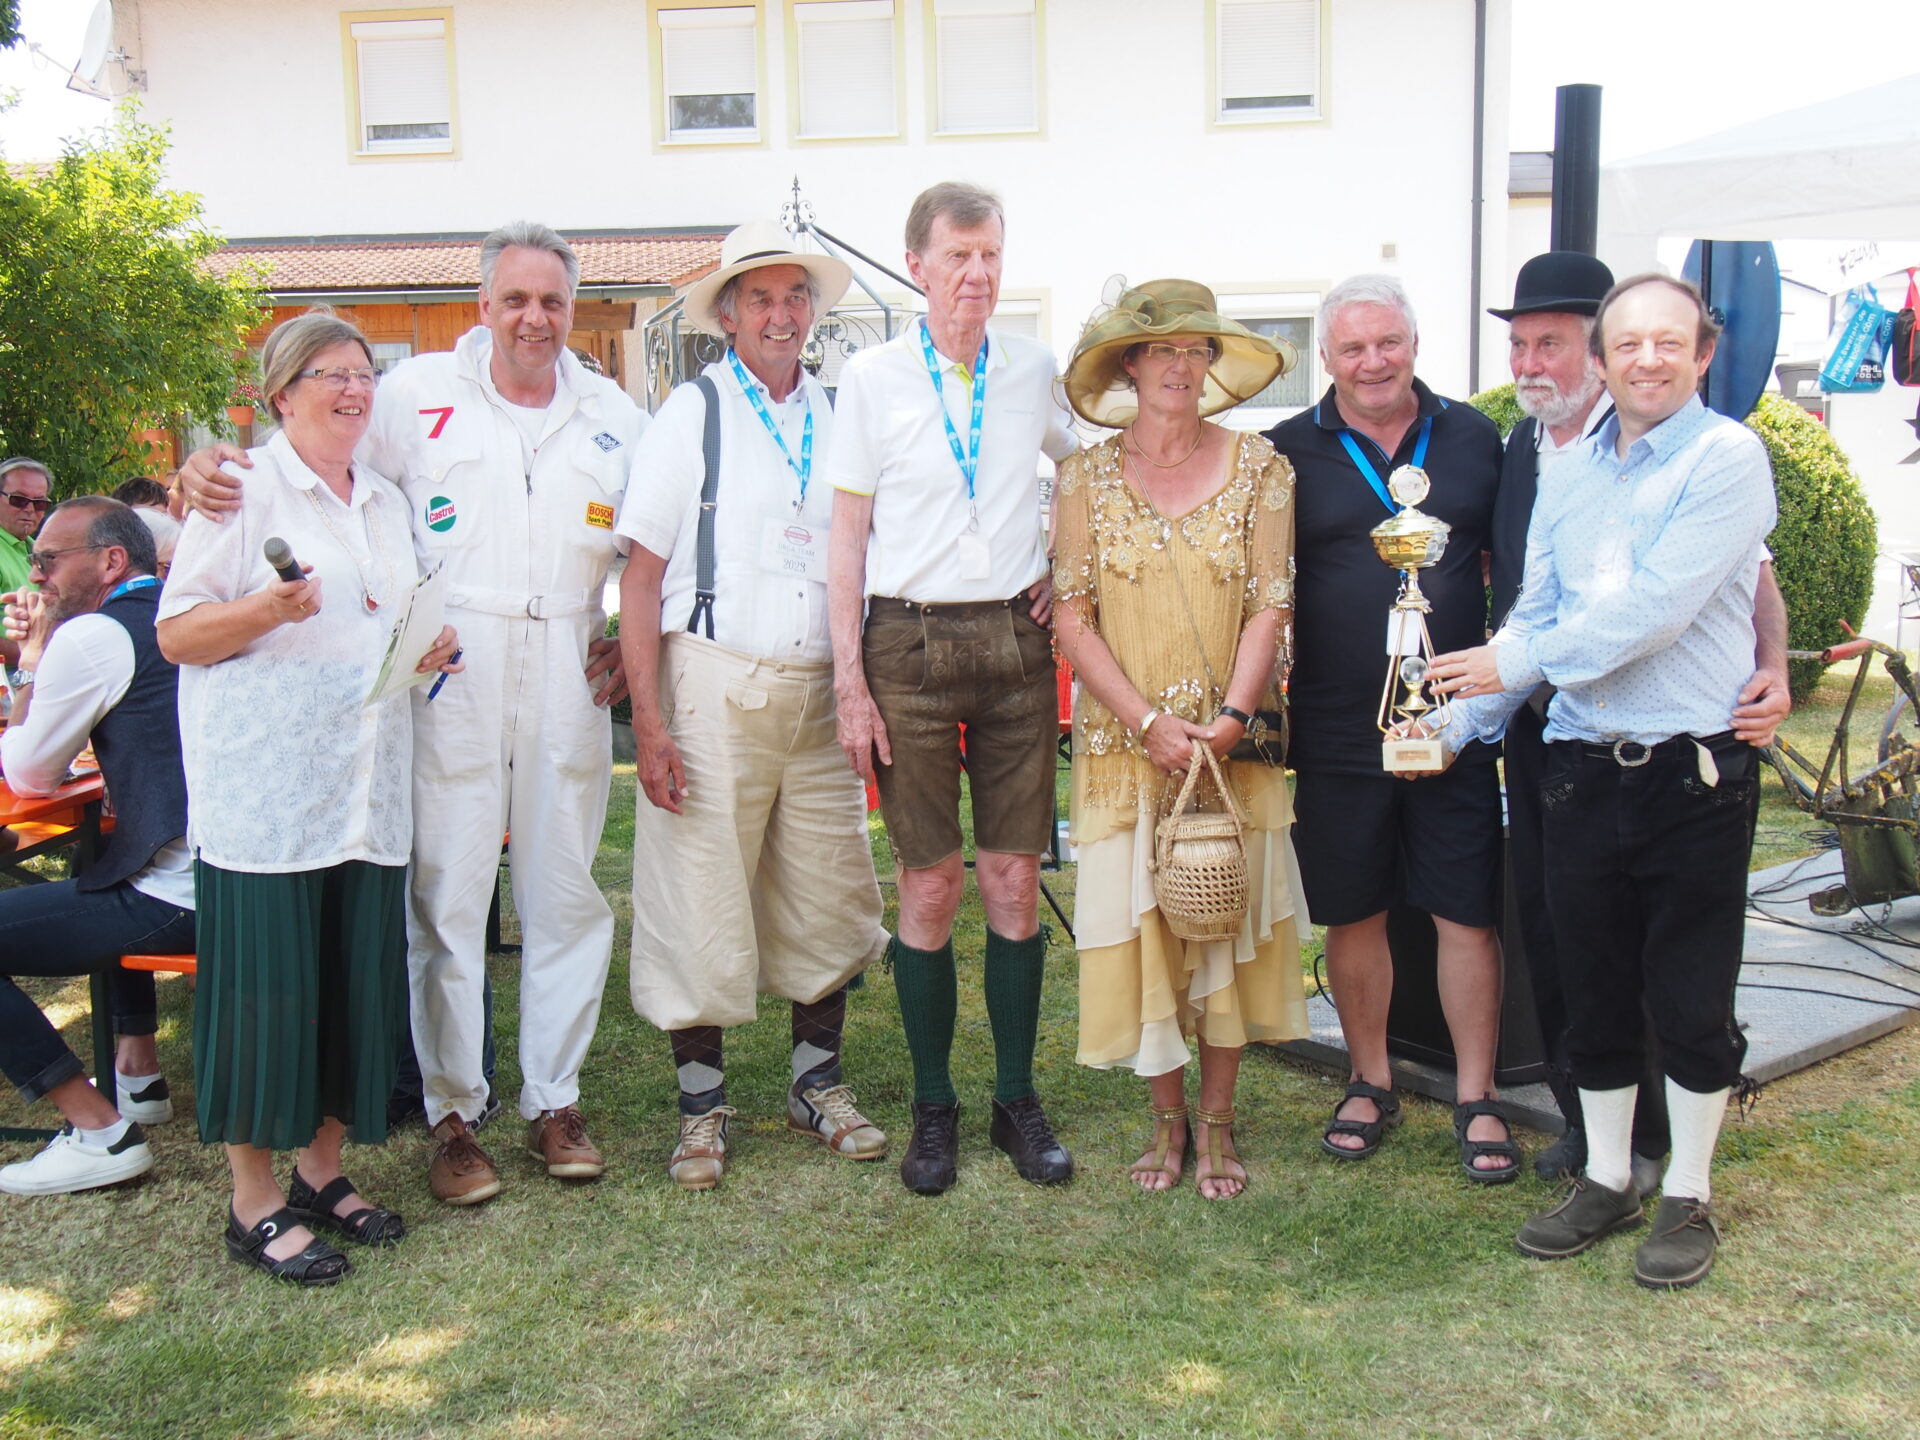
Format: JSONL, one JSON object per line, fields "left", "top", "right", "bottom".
{"left": 225, "top": 381, "right": 262, "bottom": 429}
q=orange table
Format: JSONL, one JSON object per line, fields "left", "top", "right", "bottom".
{"left": 0, "top": 771, "right": 109, "bottom": 1142}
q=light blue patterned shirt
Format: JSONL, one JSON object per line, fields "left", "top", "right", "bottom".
{"left": 1441, "top": 395, "right": 1775, "bottom": 749}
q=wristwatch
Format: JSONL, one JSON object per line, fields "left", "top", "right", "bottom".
{"left": 7, "top": 667, "right": 33, "bottom": 690}
{"left": 1217, "top": 704, "right": 1252, "bottom": 727}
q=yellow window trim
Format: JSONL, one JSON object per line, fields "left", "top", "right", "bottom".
{"left": 920, "top": 0, "right": 1048, "bottom": 143}
{"left": 648, "top": 1, "right": 771, "bottom": 153}
{"left": 784, "top": 0, "right": 908, "bottom": 147}
{"left": 1204, "top": 0, "right": 1332, "bottom": 132}
{"left": 339, "top": 7, "right": 461, "bottom": 164}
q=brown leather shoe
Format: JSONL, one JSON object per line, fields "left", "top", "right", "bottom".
{"left": 668, "top": 1106, "right": 735, "bottom": 1191}
{"left": 526, "top": 1105, "right": 605, "bottom": 1179}
{"left": 429, "top": 1114, "right": 501, "bottom": 1206}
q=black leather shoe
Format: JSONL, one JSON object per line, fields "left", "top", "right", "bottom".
{"left": 990, "top": 1094, "right": 1073, "bottom": 1185}
{"left": 900, "top": 1101, "right": 960, "bottom": 1195}
{"left": 1534, "top": 1125, "right": 1587, "bottom": 1182}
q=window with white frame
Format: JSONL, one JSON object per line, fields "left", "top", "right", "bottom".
{"left": 1213, "top": 308, "right": 1315, "bottom": 412}
{"left": 350, "top": 16, "right": 453, "bottom": 154}
{"left": 661, "top": 6, "right": 759, "bottom": 141}
{"left": 933, "top": 0, "right": 1037, "bottom": 135}
{"left": 796, "top": 1, "right": 896, "bottom": 138}
{"left": 1216, "top": 0, "right": 1319, "bottom": 122}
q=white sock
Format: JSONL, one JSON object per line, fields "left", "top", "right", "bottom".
{"left": 1578, "top": 1085, "right": 1637, "bottom": 1193}
{"left": 115, "top": 1069, "right": 162, "bottom": 1089}
{"left": 77, "top": 1117, "right": 133, "bottom": 1148}
{"left": 1661, "top": 1079, "right": 1729, "bottom": 1203}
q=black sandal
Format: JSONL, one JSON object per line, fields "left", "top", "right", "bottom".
{"left": 289, "top": 1169, "right": 406, "bottom": 1247}
{"left": 1321, "top": 1080, "right": 1401, "bottom": 1161}
{"left": 224, "top": 1206, "right": 350, "bottom": 1287}
{"left": 1453, "top": 1097, "right": 1520, "bottom": 1184}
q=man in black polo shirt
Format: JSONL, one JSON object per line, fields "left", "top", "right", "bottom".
{"left": 1266, "top": 274, "right": 1516, "bottom": 1179}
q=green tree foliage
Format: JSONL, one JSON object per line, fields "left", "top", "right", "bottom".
{"left": 1468, "top": 383, "right": 1878, "bottom": 701}
{"left": 1, "top": 1, "right": 21, "bottom": 50}
{"left": 0, "top": 111, "right": 262, "bottom": 495}
{"left": 1747, "top": 393, "right": 1877, "bottom": 697}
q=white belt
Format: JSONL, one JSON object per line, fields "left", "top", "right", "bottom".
{"left": 448, "top": 586, "right": 596, "bottom": 620}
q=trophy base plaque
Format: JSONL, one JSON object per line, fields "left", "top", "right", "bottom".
{"left": 1382, "top": 737, "right": 1445, "bottom": 773}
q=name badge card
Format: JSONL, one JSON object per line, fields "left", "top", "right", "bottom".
{"left": 1385, "top": 607, "right": 1423, "bottom": 656}
{"left": 956, "top": 532, "right": 991, "bottom": 581}
{"left": 760, "top": 518, "right": 829, "bottom": 582}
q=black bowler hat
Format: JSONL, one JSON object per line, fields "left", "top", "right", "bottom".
{"left": 1488, "top": 251, "right": 1615, "bottom": 320}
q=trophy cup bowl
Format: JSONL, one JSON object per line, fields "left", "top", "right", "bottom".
{"left": 1369, "top": 507, "right": 1451, "bottom": 571}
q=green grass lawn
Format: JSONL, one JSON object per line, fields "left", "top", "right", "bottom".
{"left": 4, "top": 672, "right": 1920, "bottom": 1438}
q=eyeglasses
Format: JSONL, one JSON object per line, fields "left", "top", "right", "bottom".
{"left": 295, "top": 366, "right": 379, "bottom": 390}
{"left": 27, "top": 544, "right": 106, "bottom": 572}
{"left": 2, "top": 493, "right": 54, "bottom": 513}
{"left": 1141, "top": 343, "right": 1215, "bottom": 366}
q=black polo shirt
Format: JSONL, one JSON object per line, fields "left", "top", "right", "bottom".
{"left": 1265, "top": 378, "right": 1504, "bottom": 775}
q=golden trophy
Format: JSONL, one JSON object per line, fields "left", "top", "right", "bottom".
{"left": 1370, "top": 465, "right": 1451, "bottom": 772}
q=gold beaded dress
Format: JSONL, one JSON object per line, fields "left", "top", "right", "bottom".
{"left": 1054, "top": 430, "right": 1309, "bottom": 1074}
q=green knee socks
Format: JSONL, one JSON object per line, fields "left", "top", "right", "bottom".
{"left": 891, "top": 937, "right": 958, "bottom": 1106}
{"left": 984, "top": 927, "right": 1046, "bottom": 1104}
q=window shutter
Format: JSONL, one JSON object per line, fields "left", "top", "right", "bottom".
{"left": 933, "top": 0, "right": 1036, "bottom": 134}
{"left": 352, "top": 19, "right": 451, "bottom": 151}
{"left": 662, "top": 7, "right": 758, "bottom": 136}
{"left": 1218, "top": 0, "right": 1318, "bottom": 118}
{"left": 797, "top": 1, "right": 896, "bottom": 138}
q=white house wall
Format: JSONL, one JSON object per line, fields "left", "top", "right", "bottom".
{"left": 122, "top": 0, "right": 1511, "bottom": 401}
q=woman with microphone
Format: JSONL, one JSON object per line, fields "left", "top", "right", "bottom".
{"left": 159, "top": 311, "right": 460, "bottom": 1286}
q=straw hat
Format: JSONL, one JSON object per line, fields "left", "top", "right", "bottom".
{"left": 1064, "top": 278, "right": 1294, "bottom": 428}
{"left": 681, "top": 219, "right": 854, "bottom": 338}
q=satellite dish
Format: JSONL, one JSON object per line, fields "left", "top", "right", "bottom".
{"left": 76, "top": 1, "right": 114, "bottom": 83}
{"left": 1682, "top": 240, "right": 1782, "bottom": 423}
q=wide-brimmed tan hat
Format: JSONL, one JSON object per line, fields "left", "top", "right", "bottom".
{"left": 682, "top": 219, "right": 854, "bottom": 338}
{"left": 1064, "top": 278, "right": 1294, "bottom": 427}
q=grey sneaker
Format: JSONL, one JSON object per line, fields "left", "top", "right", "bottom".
{"left": 1633, "top": 1195, "right": 1720, "bottom": 1290}
{"left": 1515, "top": 1175, "right": 1644, "bottom": 1259}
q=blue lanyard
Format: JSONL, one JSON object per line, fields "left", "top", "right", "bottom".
{"left": 107, "top": 576, "right": 160, "bottom": 601}
{"left": 917, "top": 319, "right": 988, "bottom": 528}
{"left": 727, "top": 351, "right": 813, "bottom": 509}
{"left": 1322, "top": 405, "right": 1439, "bottom": 514}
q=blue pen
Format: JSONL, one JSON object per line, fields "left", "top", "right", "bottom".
{"left": 426, "top": 648, "right": 462, "bottom": 703}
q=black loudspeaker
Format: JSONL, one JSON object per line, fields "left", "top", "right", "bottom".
{"left": 1383, "top": 832, "right": 1547, "bottom": 1085}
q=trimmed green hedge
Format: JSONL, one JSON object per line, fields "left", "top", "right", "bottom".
{"left": 1467, "top": 384, "right": 1878, "bottom": 701}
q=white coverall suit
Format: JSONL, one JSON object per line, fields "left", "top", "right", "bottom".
{"left": 362, "top": 327, "right": 647, "bottom": 1127}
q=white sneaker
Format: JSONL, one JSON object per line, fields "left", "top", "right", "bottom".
{"left": 116, "top": 1072, "right": 174, "bottom": 1125}
{"left": 787, "top": 1083, "right": 888, "bottom": 1159}
{"left": 0, "top": 1124, "right": 154, "bottom": 1195}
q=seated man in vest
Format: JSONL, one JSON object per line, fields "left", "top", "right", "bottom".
{"left": 0, "top": 497, "right": 194, "bottom": 1195}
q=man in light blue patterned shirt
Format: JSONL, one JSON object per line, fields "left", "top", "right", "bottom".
{"left": 1422, "top": 274, "right": 1774, "bottom": 1291}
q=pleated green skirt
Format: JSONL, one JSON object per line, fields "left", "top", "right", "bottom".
{"left": 193, "top": 859, "right": 408, "bottom": 1151}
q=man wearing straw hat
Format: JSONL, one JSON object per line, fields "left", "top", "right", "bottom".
{"left": 826, "top": 182, "right": 1081, "bottom": 1196}
{"left": 615, "top": 221, "right": 890, "bottom": 1191}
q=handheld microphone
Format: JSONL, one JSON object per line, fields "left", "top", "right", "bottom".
{"left": 263, "top": 537, "right": 305, "bottom": 585}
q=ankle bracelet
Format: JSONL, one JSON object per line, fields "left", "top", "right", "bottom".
{"left": 1150, "top": 1104, "right": 1190, "bottom": 1123}
{"left": 1194, "top": 1105, "right": 1236, "bottom": 1127}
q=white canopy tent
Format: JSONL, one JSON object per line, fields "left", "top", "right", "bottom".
{"left": 1600, "top": 73, "right": 1920, "bottom": 268}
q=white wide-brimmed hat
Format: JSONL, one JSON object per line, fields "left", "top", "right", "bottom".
{"left": 681, "top": 220, "right": 854, "bottom": 338}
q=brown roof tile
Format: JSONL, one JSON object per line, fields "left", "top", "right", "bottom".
{"left": 207, "top": 234, "right": 725, "bottom": 292}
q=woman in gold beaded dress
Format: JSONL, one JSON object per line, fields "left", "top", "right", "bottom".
{"left": 1054, "top": 280, "right": 1308, "bottom": 1199}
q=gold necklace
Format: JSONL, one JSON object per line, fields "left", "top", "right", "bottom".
{"left": 1124, "top": 423, "right": 1204, "bottom": 469}
{"left": 302, "top": 482, "right": 397, "bottom": 613}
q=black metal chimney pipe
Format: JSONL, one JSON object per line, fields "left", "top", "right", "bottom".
{"left": 1550, "top": 83, "right": 1602, "bottom": 255}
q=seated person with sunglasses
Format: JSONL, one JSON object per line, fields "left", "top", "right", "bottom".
{"left": 0, "top": 498, "right": 194, "bottom": 1195}
{"left": 0, "top": 457, "right": 56, "bottom": 671}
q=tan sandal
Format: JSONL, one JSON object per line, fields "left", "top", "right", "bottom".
{"left": 1194, "top": 1105, "right": 1247, "bottom": 1200}
{"left": 1128, "top": 1104, "right": 1189, "bottom": 1192}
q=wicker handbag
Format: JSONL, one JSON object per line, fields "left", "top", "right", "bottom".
{"left": 1150, "top": 740, "right": 1251, "bottom": 942}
